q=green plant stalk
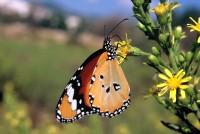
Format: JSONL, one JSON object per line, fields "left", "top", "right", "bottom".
{"left": 169, "top": 48, "right": 178, "bottom": 72}
{"left": 144, "top": 9, "right": 155, "bottom": 27}
{"left": 161, "top": 25, "right": 166, "bottom": 33}
{"left": 190, "top": 63, "right": 199, "bottom": 75}
{"left": 159, "top": 59, "right": 172, "bottom": 71}
{"left": 138, "top": 6, "right": 147, "bottom": 18}
{"left": 167, "top": 23, "right": 173, "bottom": 35}
{"left": 138, "top": 6, "right": 155, "bottom": 38}
{"left": 186, "top": 52, "right": 197, "bottom": 75}
{"left": 173, "top": 39, "right": 179, "bottom": 53}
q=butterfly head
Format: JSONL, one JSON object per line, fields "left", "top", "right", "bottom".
{"left": 103, "top": 36, "right": 117, "bottom": 60}
{"left": 103, "top": 18, "right": 128, "bottom": 61}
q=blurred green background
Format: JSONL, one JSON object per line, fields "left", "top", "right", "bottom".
{"left": 0, "top": 0, "right": 200, "bottom": 134}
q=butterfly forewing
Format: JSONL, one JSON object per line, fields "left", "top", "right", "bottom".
{"left": 89, "top": 57, "right": 130, "bottom": 118}
{"left": 56, "top": 49, "right": 104, "bottom": 123}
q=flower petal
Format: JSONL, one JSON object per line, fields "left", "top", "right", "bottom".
{"left": 198, "top": 17, "right": 200, "bottom": 24}
{"left": 179, "top": 85, "right": 189, "bottom": 89}
{"left": 164, "top": 69, "right": 173, "bottom": 78}
{"left": 198, "top": 36, "right": 200, "bottom": 43}
{"left": 157, "top": 83, "right": 167, "bottom": 88}
{"left": 189, "top": 17, "right": 197, "bottom": 24}
{"left": 158, "top": 74, "right": 169, "bottom": 80}
{"left": 169, "top": 89, "right": 176, "bottom": 102}
{"left": 181, "top": 76, "right": 192, "bottom": 83}
{"left": 158, "top": 87, "right": 168, "bottom": 96}
{"left": 192, "top": 27, "right": 200, "bottom": 32}
{"left": 190, "top": 29, "right": 195, "bottom": 32}
{"left": 177, "top": 71, "right": 185, "bottom": 80}
{"left": 187, "top": 24, "right": 193, "bottom": 26}
{"left": 175, "top": 69, "right": 183, "bottom": 78}
{"left": 180, "top": 90, "right": 186, "bottom": 99}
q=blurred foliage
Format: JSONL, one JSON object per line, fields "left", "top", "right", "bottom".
{"left": 1, "top": 82, "right": 31, "bottom": 134}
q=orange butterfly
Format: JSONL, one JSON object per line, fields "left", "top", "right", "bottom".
{"left": 56, "top": 19, "right": 131, "bottom": 123}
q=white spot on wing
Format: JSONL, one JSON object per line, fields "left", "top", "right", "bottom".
{"left": 71, "top": 99, "right": 77, "bottom": 110}
{"left": 77, "top": 109, "right": 81, "bottom": 114}
{"left": 57, "top": 110, "right": 61, "bottom": 115}
{"left": 77, "top": 82, "right": 81, "bottom": 87}
{"left": 79, "top": 99, "right": 82, "bottom": 104}
{"left": 67, "top": 87, "right": 74, "bottom": 102}
{"left": 57, "top": 115, "right": 61, "bottom": 120}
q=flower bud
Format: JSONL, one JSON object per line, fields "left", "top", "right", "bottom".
{"left": 148, "top": 55, "right": 160, "bottom": 66}
{"left": 197, "top": 93, "right": 200, "bottom": 101}
{"left": 195, "top": 51, "right": 200, "bottom": 62}
{"left": 151, "top": 47, "right": 160, "bottom": 56}
{"left": 138, "top": 22, "right": 147, "bottom": 32}
{"left": 178, "top": 96, "right": 190, "bottom": 105}
{"left": 186, "top": 51, "right": 193, "bottom": 62}
{"left": 132, "top": 0, "right": 144, "bottom": 7}
{"left": 192, "top": 102, "right": 199, "bottom": 111}
{"left": 178, "top": 54, "right": 185, "bottom": 64}
{"left": 174, "top": 26, "right": 182, "bottom": 40}
{"left": 131, "top": 47, "right": 142, "bottom": 56}
{"left": 197, "top": 111, "right": 200, "bottom": 119}
{"left": 155, "top": 96, "right": 174, "bottom": 111}
{"left": 158, "top": 33, "right": 169, "bottom": 44}
{"left": 186, "top": 87, "right": 195, "bottom": 96}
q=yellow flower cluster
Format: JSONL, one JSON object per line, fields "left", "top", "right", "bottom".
{"left": 115, "top": 33, "right": 132, "bottom": 64}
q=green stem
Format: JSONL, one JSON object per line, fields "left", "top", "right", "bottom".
{"left": 190, "top": 62, "right": 199, "bottom": 75}
{"left": 138, "top": 6, "right": 146, "bottom": 18}
{"left": 159, "top": 59, "right": 172, "bottom": 71}
{"left": 140, "top": 51, "right": 151, "bottom": 56}
{"left": 169, "top": 48, "right": 178, "bottom": 72}
{"left": 167, "top": 23, "right": 173, "bottom": 35}
{"left": 138, "top": 6, "right": 155, "bottom": 38}
{"left": 145, "top": 11, "right": 155, "bottom": 27}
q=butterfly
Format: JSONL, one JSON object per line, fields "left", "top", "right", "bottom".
{"left": 55, "top": 19, "right": 131, "bottom": 123}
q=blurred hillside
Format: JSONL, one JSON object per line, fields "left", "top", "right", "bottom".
{"left": 0, "top": 0, "right": 199, "bottom": 134}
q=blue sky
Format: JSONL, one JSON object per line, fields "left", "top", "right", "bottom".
{"left": 28, "top": 0, "right": 200, "bottom": 17}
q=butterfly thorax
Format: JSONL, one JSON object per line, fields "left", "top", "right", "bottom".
{"left": 103, "top": 37, "right": 117, "bottom": 60}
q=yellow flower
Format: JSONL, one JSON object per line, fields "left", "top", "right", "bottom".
{"left": 115, "top": 33, "right": 132, "bottom": 64}
{"left": 152, "top": 4, "right": 168, "bottom": 16}
{"left": 151, "top": 2, "right": 180, "bottom": 25}
{"left": 156, "top": 69, "right": 192, "bottom": 103}
{"left": 151, "top": 2, "right": 180, "bottom": 16}
{"left": 187, "top": 17, "right": 200, "bottom": 32}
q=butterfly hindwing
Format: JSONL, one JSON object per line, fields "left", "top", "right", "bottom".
{"left": 56, "top": 49, "right": 104, "bottom": 123}
{"left": 89, "top": 52, "right": 131, "bottom": 118}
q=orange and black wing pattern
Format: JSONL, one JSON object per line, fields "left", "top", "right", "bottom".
{"left": 55, "top": 49, "right": 104, "bottom": 123}
{"left": 88, "top": 40, "right": 130, "bottom": 118}
{"left": 56, "top": 36, "right": 131, "bottom": 123}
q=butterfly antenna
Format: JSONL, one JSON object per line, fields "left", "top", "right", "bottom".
{"left": 111, "top": 34, "right": 122, "bottom": 41}
{"left": 106, "top": 18, "right": 128, "bottom": 37}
